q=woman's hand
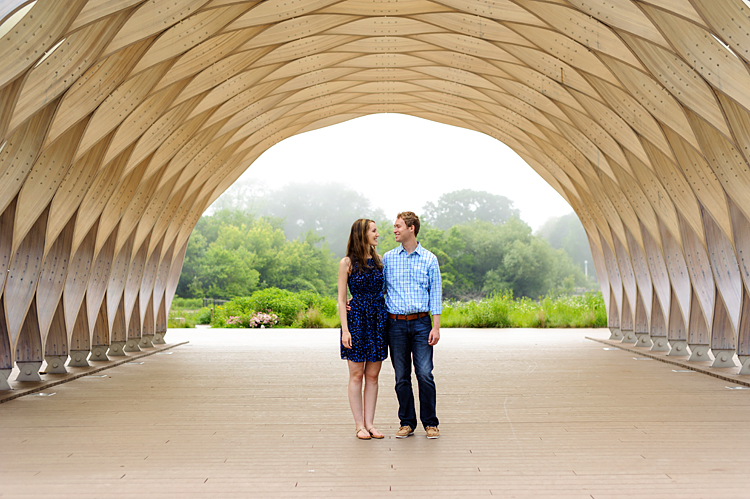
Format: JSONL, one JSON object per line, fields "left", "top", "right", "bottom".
{"left": 342, "top": 330, "right": 353, "bottom": 349}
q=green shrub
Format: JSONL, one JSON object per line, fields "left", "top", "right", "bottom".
{"left": 293, "top": 307, "right": 326, "bottom": 328}
{"left": 296, "top": 290, "right": 338, "bottom": 316}
{"left": 212, "top": 288, "right": 305, "bottom": 327}
{"left": 172, "top": 297, "right": 203, "bottom": 309}
{"left": 196, "top": 308, "right": 212, "bottom": 325}
{"left": 183, "top": 288, "right": 606, "bottom": 330}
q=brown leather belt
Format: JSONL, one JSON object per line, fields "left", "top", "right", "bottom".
{"left": 388, "top": 312, "right": 429, "bottom": 321}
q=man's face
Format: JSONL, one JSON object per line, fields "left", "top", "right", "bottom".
{"left": 394, "top": 218, "right": 412, "bottom": 243}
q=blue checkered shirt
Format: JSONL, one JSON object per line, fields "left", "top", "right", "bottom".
{"left": 383, "top": 243, "right": 443, "bottom": 316}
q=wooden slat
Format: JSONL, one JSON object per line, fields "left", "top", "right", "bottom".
{"left": 4, "top": 0, "right": 750, "bottom": 385}
{"left": 4, "top": 207, "right": 48, "bottom": 346}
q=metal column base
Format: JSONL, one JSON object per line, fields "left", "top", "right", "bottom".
{"left": 739, "top": 356, "right": 750, "bottom": 375}
{"left": 90, "top": 346, "right": 109, "bottom": 362}
{"left": 107, "top": 341, "right": 126, "bottom": 357}
{"left": 710, "top": 349, "right": 737, "bottom": 368}
{"left": 688, "top": 344, "right": 711, "bottom": 362}
{"left": 608, "top": 327, "right": 623, "bottom": 340}
{"left": 153, "top": 332, "right": 166, "bottom": 345}
{"left": 44, "top": 355, "right": 67, "bottom": 374}
{"left": 635, "top": 333, "right": 652, "bottom": 348}
{"left": 0, "top": 369, "right": 11, "bottom": 390}
{"left": 650, "top": 337, "right": 669, "bottom": 352}
{"left": 68, "top": 350, "right": 90, "bottom": 367}
{"left": 124, "top": 339, "right": 141, "bottom": 352}
{"left": 620, "top": 329, "right": 637, "bottom": 344}
{"left": 15, "top": 362, "right": 43, "bottom": 382}
{"left": 668, "top": 340, "right": 688, "bottom": 356}
{"left": 139, "top": 335, "right": 155, "bottom": 349}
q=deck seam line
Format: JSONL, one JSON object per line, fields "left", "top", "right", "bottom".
{"left": 586, "top": 337, "right": 750, "bottom": 388}
{"left": 0, "top": 341, "right": 189, "bottom": 404}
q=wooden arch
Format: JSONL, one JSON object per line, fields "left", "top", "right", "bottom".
{"left": 2, "top": 0, "right": 750, "bottom": 386}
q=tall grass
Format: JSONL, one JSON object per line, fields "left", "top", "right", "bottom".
{"left": 441, "top": 292, "right": 606, "bottom": 328}
{"left": 168, "top": 307, "right": 211, "bottom": 328}
{"left": 170, "top": 289, "right": 607, "bottom": 329}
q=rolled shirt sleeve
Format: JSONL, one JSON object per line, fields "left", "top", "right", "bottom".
{"left": 428, "top": 255, "right": 443, "bottom": 315}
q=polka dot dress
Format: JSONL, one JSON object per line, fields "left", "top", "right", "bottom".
{"left": 341, "top": 259, "right": 388, "bottom": 362}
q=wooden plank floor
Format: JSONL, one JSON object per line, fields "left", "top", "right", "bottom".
{"left": 2, "top": 327, "right": 750, "bottom": 498}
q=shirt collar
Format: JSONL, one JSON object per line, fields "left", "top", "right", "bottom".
{"left": 397, "top": 242, "right": 423, "bottom": 255}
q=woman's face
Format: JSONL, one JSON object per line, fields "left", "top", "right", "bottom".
{"left": 367, "top": 221, "right": 379, "bottom": 247}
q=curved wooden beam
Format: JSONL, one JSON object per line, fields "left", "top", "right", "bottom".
{"left": 1, "top": 0, "right": 750, "bottom": 379}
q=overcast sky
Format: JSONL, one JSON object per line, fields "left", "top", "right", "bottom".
{"left": 224, "top": 113, "right": 572, "bottom": 230}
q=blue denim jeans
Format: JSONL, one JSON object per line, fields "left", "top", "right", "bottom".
{"left": 388, "top": 315, "right": 439, "bottom": 429}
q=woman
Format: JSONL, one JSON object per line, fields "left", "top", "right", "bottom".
{"left": 338, "top": 219, "right": 388, "bottom": 440}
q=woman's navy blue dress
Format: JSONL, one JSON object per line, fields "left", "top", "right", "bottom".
{"left": 341, "top": 259, "right": 388, "bottom": 362}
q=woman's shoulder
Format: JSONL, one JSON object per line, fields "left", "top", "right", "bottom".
{"left": 339, "top": 256, "right": 351, "bottom": 268}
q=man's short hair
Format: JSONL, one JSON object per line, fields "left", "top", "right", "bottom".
{"left": 397, "top": 211, "right": 420, "bottom": 236}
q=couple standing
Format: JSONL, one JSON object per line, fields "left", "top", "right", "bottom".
{"left": 337, "top": 212, "right": 442, "bottom": 440}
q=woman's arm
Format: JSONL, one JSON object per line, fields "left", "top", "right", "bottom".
{"left": 338, "top": 257, "right": 352, "bottom": 349}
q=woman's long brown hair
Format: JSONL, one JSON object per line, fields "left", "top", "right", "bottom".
{"left": 346, "top": 219, "right": 382, "bottom": 274}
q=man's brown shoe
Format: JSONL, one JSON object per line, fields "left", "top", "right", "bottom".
{"left": 426, "top": 426, "right": 440, "bottom": 439}
{"left": 395, "top": 426, "right": 414, "bottom": 438}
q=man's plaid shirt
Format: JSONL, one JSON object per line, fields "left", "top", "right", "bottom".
{"left": 383, "top": 242, "right": 443, "bottom": 316}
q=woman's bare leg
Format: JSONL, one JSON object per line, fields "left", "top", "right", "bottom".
{"left": 363, "top": 361, "right": 383, "bottom": 436}
{"left": 347, "top": 361, "right": 367, "bottom": 436}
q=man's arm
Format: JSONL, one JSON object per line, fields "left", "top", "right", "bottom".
{"left": 428, "top": 255, "right": 442, "bottom": 346}
{"left": 429, "top": 314, "right": 441, "bottom": 346}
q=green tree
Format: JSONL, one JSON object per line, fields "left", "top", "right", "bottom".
{"left": 176, "top": 231, "right": 207, "bottom": 297}
{"left": 201, "top": 244, "right": 260, "bottom": 298}
{"left": 444, "top": 217, "right": 531, "bottom": 297}
{"left": 177, "top": 213, "right": 338, "bottom": 298}
{"left": 483, "top": 238, "right": 554, "bottom": 298}
{"left": 266, "top": 232, "right": 338, "bottom": 295}
{"left": 537, "top": 212, "right": 597, "bottom": 282}
{"left": 262, "top": 183, "right": 386, "bottom": 257}
{"left": 422, "top": 189, "right": 520, "bottom": 230}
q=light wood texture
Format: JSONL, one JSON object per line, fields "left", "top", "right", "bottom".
{"left": 2, "top": 0, "right": 750, "bottom": 374}
{"left": 5, "top": 329, "right": 750, "bottom": 497}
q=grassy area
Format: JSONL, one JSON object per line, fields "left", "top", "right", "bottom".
{"left": 170, "top": 289, "right": 607, "bottom": 329}
{"left": 168, "top": 307, "right": 211, "bottom": 328}
{"left": 441, "top": 292, "right": 606, "bottom": 328}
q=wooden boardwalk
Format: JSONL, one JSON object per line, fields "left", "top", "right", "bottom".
{"left": 2, "top": 328, "right": 750, "bottom": 498}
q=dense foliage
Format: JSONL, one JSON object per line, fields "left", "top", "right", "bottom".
{"left": 210, "top": 288, "right": 338, "bottom": 328}
{"left": 177, "top": 185, "right": 597, "bottom": 301}
{"left": 422, "top": 189, "right": 519, "bottom": 229}
{"left": 208, "top": 180, "right": 387, "bottom": 258}
{"left": 167, "top": 287, "right": 606, "bottom": 329}
{"left": 373, "top": 217, "right": 591, "bottom": 300}
{"left": 441, "top": 292, "right": 606, "bottom": 328}
{"left": 177, "top": 210, "right": 338, "bottom": 298}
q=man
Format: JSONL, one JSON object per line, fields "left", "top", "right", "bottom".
{"left": 383, "top": 211, "right": 442, "bottom": 439}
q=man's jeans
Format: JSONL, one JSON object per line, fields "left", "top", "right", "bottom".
{"left": 388, "top": 315, "right": 439, "bottom": 429}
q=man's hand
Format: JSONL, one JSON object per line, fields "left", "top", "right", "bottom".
{"left": 428, "top": 315, "right": 441, "bottom": 346}
{"left": 428, "top": 328, "right": 440, "bottom": 346}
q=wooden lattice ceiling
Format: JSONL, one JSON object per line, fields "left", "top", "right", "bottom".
{"left": 2, "top": 0, "right": 750, "bottom": 385}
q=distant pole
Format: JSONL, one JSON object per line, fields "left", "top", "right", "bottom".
{"left": 584, "top": 260, "right": 588, "bottom": 278}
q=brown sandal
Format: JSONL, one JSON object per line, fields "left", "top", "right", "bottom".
{"left": 367, "top": 427, "right": 385, "bottom": 439}
{"left": 356, "top": 427, "right": 371, "bottom": 440}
